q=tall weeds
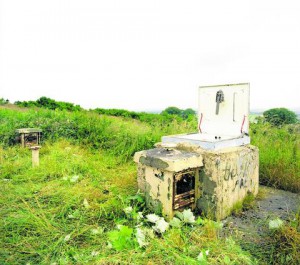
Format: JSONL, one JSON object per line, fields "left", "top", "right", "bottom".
{"left": 250, "top": 123, "right": 300, "bottom": 192}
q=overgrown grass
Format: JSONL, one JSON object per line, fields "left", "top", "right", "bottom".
{"left": 1, "top": 107, "right": 298, "bottom": 192}
{"left": 250, "top": 123, "right": 300, "bottom": 192}
{"left": 237, "top": 213, "right": 300, "bottom": 265}
{"left": 0, "top": 106, "right": 299, "bottom": 264}
{"left": 0, "top": 141, "right": 255, "bottom": 264}
{"left": 0, "top": 108, "right": 197, "bottom": 161}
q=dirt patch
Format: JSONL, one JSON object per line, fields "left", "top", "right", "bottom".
{"left": 222, "top": 186, "right": 299, "bottom": 234}
{"left": 221, "top": 186, "right": 300, "bottom": 262}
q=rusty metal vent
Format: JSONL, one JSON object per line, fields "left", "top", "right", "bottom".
{"left": 173, "top": 170, "right": 195, "bottom": 210}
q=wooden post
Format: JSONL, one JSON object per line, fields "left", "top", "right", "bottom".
{"left": 30, "top": 146, "right": 41, "bottom": 167}
{"left": 21, "top": 134, "right": 25, "bottom": 147}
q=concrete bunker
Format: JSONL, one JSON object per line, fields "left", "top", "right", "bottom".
{"left": 134, "top": 83, "right": 259, "bottom": 220}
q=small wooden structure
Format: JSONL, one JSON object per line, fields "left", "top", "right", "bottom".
{"left": 15, "top": 128, "right": 42, "bottom": 147}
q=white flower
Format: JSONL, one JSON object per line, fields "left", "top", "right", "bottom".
{"left": 269, "top": 218, "right": 284, "bottom": 230}
{"left": 70, "top": 175, "right": 79, "bottom": 183}
{"left": 3, "top": 178, "right": 11, "bottom": 182}
{"left": 62, "top": 176, "right": 68, "bottom": 181}
{"left": 83, "top": 198, "right": 90, "bottom": 208}
{"left": 137, "top": 212, "right": 144, "bottom": 220}
{"left": 91, "top": 250, "right": 99, "bottom": 256}
{"left": 136, "top": 228, "right": 148, "bottom": 247}
{"left": 146, "top": 213, "right": 160, "bottom": 223}
{"left": 67, "top": 214, "right": 75, "bottom": 219}
{"left": 64, "top": 234, "right": 71, "bottom": 241}
{"left": 123, "top": 206, "right": 133, "bottom": 214}
{"left": 153, "top": 218, "right": 169, "bottom": 234}
{"left": 107, "top": 242, "right": 113, "bottom": 249}
{"left": 197, "top": 249, "right": 209, "bottom": 262}
{"left": 197, "top": 252, "right": 204, "bottom": 262}
{"left": 116, "top": 224, "right": 123, "bottom": 230}
{"left": 181, "top": 209, "right": 195, "bottom": 224}
{"left": 91, "top": 227, "right": 103, "bottom": 235}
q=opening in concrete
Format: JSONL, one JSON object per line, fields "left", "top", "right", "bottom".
{"left": 173, "top": 170, "right": 196, "bottom": 210}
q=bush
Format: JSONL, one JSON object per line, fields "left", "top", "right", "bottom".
{"left": 15, "top": 97, "right": 82, "bottom": 112}
{"left": 161, "top": 106, "right": 196, "bottom": 120}
{"left": 94, "top": 107, "right": 197, "bottom": 125}
{"left": 263, "top": 108, "right": 298, "bottom": 126}
{"left": 0, "top": 108, "right": 197, "bottom": 161}
{"left": 0, "top": 98, "right": 9, "bottom": 105}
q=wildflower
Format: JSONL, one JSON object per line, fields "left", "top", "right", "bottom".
{"left": 83, "top": 198, "right": 90, "bottom": 208}
{"left": 137, "top": 212, "right": 144, "bottom": 220}
{"left": 91, "top": 227, "right": 103, "bottom": 235}
{"left": 91, "top": 250, "right": 99, "bottom": 256}
{"left": 123, "top": 206, "right": 133, "bottom": 214}
{"left": 64, "top": 234, "right": 71, "bottom": 241}
{"left": 136, "top": 228, "right": 147, "bottom": 247}
{"left": 146, "top": 213, "right": 160, "bottom": 223}
{"left": 70, "top": 175, "right": 79, "bottom": 183}
{"left": 197, "top": 249, "right": 209, "bottom": 262}
{"left": 153, "top": 218, "right": 169, "bottom": 234}
{"left": 269, "top": 218, "right": 284, "bottom": 230}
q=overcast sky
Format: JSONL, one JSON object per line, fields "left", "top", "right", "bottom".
{"left": 0, "top": 0, "right": 299, "bottom": 111}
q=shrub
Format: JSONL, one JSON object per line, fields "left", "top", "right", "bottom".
{"left": 161, "top": 106, "right": 196, "bottom": 120}
{"left": 15, "top": 97, "right": 82, "bottom": 112}
{"left": 263, "top": 108, "right": 298, "bottom": 126}
{"left": 0, "top": 98, "right": 9, "bottom": 105}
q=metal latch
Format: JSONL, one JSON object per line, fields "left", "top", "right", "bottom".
{"left": 215, "top": 90, "right": 224, "bottom": 115}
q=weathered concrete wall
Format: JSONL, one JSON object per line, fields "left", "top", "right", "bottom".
{"left": 134, "top": 144, "right": 259, "bottom": 220}
{"left": 134, "top": 148, "right": 203, "bottom": 219}
{"left": 197, "top": 145, "right": 259, "bottom": 219}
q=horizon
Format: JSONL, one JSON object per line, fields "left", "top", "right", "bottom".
{"left": 2, "top": 96, "right": 300, "bottom": 114}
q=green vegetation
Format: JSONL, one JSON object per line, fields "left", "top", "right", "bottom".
{"left": 0, "top": 103, "right": 299, "bottom": 264}
{"left": 263, "top": 108, "right": 298, "bottom": 126}
{"left": 239, "top": 214, "right": 300, "bottom": 265}
{"left": 250, "top": 123, "right": 300, "bottom": 192}
{"left": 0, "top": 141, "right": 255, "bottom": 264}
{"left": 0, "top": 107, "right": 196, "bottom": 162}
{"left": 230, "top": 192, "right": 256, "bottom": 216}
{"left": 94, "top": 106, "right": 196, "bottom": 124}
{"left": 15, "top": 96, "right": 82, "bottom": 112}
{"left": 161, "top": 106, "right": 196, "bottom": 120}
{"left": 0, "top": 98, "right": 9, "bottom": 105}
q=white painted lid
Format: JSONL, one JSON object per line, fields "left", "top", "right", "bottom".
{"left": 198, "top": 83, "right": 249, "bottom": 136}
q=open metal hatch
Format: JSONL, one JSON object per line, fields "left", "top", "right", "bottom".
{"left": 162, "top": 83, "right": 250, "bottom": 150}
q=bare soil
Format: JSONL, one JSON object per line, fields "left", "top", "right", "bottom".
{"left": 221, "top": 186, "right": 300, "bottom": 262}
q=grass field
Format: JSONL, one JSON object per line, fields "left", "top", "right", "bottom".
{"left": 0, "top": 106, "right": 299, "bottom": 264}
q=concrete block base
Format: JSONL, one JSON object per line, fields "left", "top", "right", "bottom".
{"left": 134, "top": 144, "right": 259, "bottom": 220}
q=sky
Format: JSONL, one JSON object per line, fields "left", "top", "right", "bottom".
{"left": 0, "top": 0, "right": 300, "bottom": 111}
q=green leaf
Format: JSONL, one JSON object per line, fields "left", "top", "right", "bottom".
{"left": 107, "top": 225, "right": 135, "bottom": 251}
{"left": 224, "top": 255, "right": 231, "bottom": 264}
{"left": 169, "top": 217, "right": 182, "bottom": 228}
